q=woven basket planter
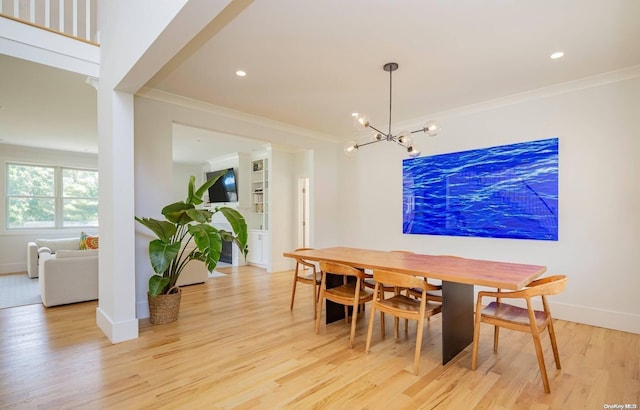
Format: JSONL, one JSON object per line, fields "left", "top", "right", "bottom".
{"left": 148, "top": 286, "right": 181, "bottom": 325}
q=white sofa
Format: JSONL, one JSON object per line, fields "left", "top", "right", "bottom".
{"left": 176, "top": 259, "right": 208, "bottom": 286}
{"left": 38, "top": 249, "right": 99, "bottom": 307}
{"left": 27, "top": 237, "right": 82, "bottom": 278}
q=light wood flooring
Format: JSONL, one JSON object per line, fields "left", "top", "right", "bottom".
{"left": 1, "top": 265, "right": 638, "bottom": 409}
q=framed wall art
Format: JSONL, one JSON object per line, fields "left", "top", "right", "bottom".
{"left": 403, "top": 138, "right": 558, "bottom": 241}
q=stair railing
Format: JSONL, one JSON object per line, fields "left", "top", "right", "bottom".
{"left": 0, "top": 0, "right": 98, "bottom": 44}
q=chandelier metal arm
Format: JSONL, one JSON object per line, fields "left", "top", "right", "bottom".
{"left": 367, "top": 124, "right": 387, "bottom": 137}
{"left": 345, "top": 62, "right": 439, "bottom": 158}
{"left": 355, "top": 139, "right": 384, "bottom": 149}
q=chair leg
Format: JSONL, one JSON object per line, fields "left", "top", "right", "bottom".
{"left": 312, "top": 278, "right": 318, "bottom": 320}
{"left": 547, "top": 319, "right": 561, "bottom": 369}
{"left": 365, "top": 303, "right": 377, "bottom": 353}
{"left": 493, "top": 326, "right": 500, "bottom": 352}
{"left": 290, "top": 271, "right": 299, "bottom": 311}
{"left": 471, "top": 303, "right": 483, "bottom": 370}
{"left": 531, "top": 327, "right": 551, "bottom": 394}
{"left": 315, "top": 288, "right": 324, "bottom": 335}
{"left": 414, "top": 316, "right": 425, "bottom": 375}
{"left": 394, "top": 317, "right": 399, "bottom": 339}
{"left": 349, "top": 299, "right": 360, "bottom": 348}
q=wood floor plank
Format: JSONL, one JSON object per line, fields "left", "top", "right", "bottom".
{"left": 0, "top": 265, "right": 638, "bottom": 409}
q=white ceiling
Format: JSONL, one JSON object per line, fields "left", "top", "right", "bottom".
{"left": 2, "top": 0, "right": 640, "bottom": 162}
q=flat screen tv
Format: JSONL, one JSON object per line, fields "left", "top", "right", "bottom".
{"left": 206, "top": 168, "right": 238, "bottom": 203}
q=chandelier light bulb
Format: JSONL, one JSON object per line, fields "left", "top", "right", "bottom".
{"left": 407, "top": 146, "right": 421, "bottom": 157}
{"left": 344, "top": 141, "right": 358, "bottom": 156}
{"left": 424, "top": 120, "right": 441, "bottom": 136}
{"left": 353, "top": 114, "right": 370, "bottom": 131}
{"left": 397, "top": 131, "right": 413, "bottom": 146}
{"left": 372, "top": 132, "right": 385, "bottom": 141}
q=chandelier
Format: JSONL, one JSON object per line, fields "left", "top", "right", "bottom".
{"left": 344, "top": 62, "right": 440, "bottom": 157}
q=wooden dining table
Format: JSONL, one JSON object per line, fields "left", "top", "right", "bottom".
{"left": 283, "top": 247, "right": 547, "bottom": 365}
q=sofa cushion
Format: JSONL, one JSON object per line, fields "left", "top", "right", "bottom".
{"left": 35, "top": 238, "right": 81, "bottom": 253}
{"left": 80, "top": 232, "right": 99, "bottom": 250}
{"left": 56, "top": 249, "right": 99, "bottom": 259}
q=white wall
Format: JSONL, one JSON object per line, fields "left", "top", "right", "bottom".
{"left": 270, "top": 148, "right": 295, "bottom": 272}
{"left": 134, "top": 95, "right": 340, "bottom": 316}
{"left": 337, "top": 75, "right": 640, "bottom": 334}
{"left": 0, "top": 144, "right": 98, "bottom": 274}
{"left": 172, "top": 162, "right": 204, "bottom": 202}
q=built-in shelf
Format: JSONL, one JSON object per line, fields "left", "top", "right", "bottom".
{"left": 251, "top": 158, "right": 269, "bottom": 230}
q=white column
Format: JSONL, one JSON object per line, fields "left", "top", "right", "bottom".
{"left": 95, "top": 87, "right": 138, "bottom": 343}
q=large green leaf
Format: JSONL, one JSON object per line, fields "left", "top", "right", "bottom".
{"left": 148, "top": 239, "right": 181, "bottom": 274}
{"left": 186, "top": 208, "right": 213, "bottom": 223}
{"left": 148, "top": 274, "right": 170, "bottom": 297}
{"left": 188, "top": 174, "right": 221, "bottom": 205}
{"left": 217, "top": 207, "right": 248, "bottom": 253}
{"left": 135, "top": 217, "right": 176, "bottom": 243}
{"left": 189, "top": 224, "right": 222, "bottom": 272}
{"left": 162, "top": 201, "right": 195, "bottom": 225}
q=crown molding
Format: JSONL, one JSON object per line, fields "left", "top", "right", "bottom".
{"left": 136, "top": 87, "right": 340, "bottom": 143}
{"left": 399, "top": 64, "right": 640, "bottom": 127}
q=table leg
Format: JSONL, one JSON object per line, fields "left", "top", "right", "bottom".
{"left": 325, "top": 272, "right": 346, "bottom": 324}
{"left": 441, "top": 281, "right": 474, "bottom": 365}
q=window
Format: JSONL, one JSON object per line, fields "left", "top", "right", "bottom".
{"left": 6, "top": 163, "right": 98, "bottom": 229}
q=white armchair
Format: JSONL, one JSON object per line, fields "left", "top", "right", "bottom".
{"left": 39, "top": 250, "right": 99, "bottom": 307}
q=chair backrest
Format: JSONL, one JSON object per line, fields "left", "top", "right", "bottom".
{"left": 526, "top": 275, "right": 567, "bottom": 297}
{"left": 373, "top": 269, "right": 439, "bottom": 291}
{"left": 294, "top": 248, "right": 316, "bottom": 269}
{"left": 319, "top": 261, "right": 367, "bottom": 279}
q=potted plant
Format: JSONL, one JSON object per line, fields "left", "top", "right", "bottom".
{"left": 135, "top": 175, "right": 248, "bottom": 324}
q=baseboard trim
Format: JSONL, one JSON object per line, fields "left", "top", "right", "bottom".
{"left": 136, "top": 299, "right": 149, "bottom": 319}
{"left": 0, "top": 262, "right": 26, "bottom": 275}
{"left": 551, "top": 302, "right": 639, "bottom": 335}
{"left": 96, "top": 307, "right": 139, "bottom": 343}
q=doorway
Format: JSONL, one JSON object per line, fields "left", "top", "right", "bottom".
{"left": 297, "top": 177, "right": 310, "bottom": 248}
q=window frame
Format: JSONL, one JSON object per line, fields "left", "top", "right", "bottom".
{"left": 5, "top": 162, "right": 99, "bottom": 230}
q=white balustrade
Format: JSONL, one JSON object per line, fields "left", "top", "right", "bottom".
{"left": 0, "top": 0, "right": 98, "bottom": 44}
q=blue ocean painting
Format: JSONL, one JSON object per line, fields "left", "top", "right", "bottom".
{"left": 403, "top": 138, "right": 558, "bottom": 240}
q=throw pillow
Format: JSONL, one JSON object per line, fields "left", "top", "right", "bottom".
{"left": 80, "top": 232, "right": 88, "bottom": 249}
{"left": 80, "top": 232, "right": 99, "bottom": 250}
{"left": 85, "top": 234, "right": 99, "bottom": 250}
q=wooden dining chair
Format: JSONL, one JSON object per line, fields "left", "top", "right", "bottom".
{"left": 315, "top": 261, "right": 374, "bottom": 348}
{"left": 363, "top": 250, "right": 416, "bottom": 331}
{"left": 290, "top": 248, "right": 321, "bottom": 319}
{"left": 471, "top": 275, "right": 568, "bottom": 394}
{"left": 365, "top": 269, "right": 443, "bottom": 375}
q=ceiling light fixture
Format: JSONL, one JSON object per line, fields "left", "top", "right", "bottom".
{"left": 550, "top": 51, "right": 564, "bottom": 59}
{"left": 236, "top": 70, "right": 247, "bottom": 77}
{"left": 344, "top": 62, "right": 440, "bottom": 157}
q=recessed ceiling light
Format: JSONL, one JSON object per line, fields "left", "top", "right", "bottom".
{"left": 550, "top": 51, "right": 565, "bottom": 60}
{"left": 236, "top": 70, "right": 247, "bottom": 77}
{"left": 351, "top": 112, "right": 358, "bottom": 117}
